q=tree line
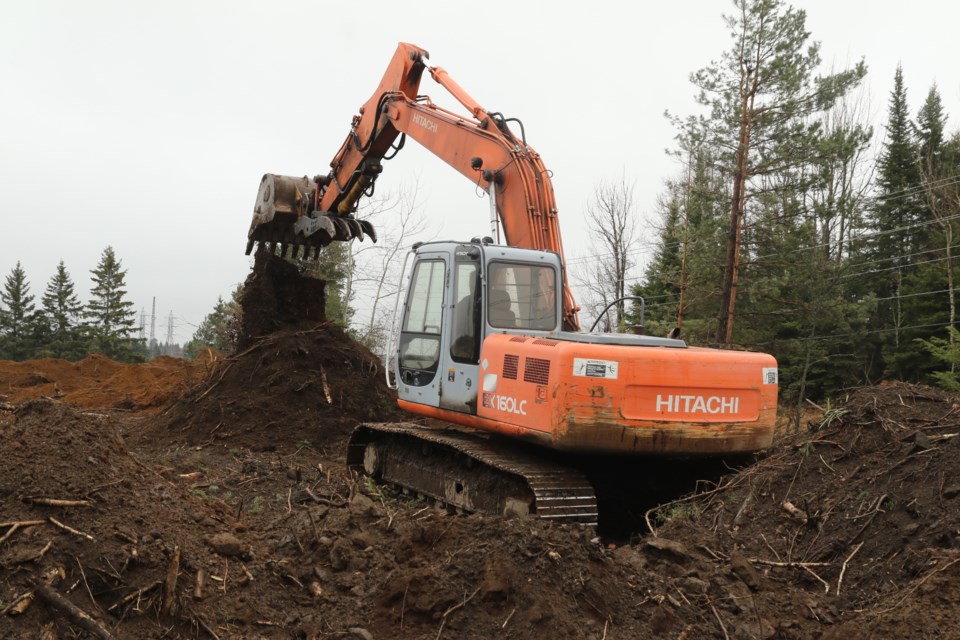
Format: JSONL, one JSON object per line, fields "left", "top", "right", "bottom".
{"left": 625, "top": 0, "right": 960, "bottom": 410}
{"left": 0, "top": 246, "right": 145, "bottom": 362}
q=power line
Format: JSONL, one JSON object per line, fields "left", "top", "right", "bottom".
{"left": 565, "top": 173, "right": 960, "bottom": 270}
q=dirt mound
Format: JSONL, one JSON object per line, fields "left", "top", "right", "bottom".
{"left": 645, "top": 381, "right": 960, "bottom": 638}
{"left": 4, "top": 374, "right": 959, "bottom": 639}
{"left": 237, "top": 249, "right": 327, "bottom": 349}
{"left": 0, "top": 401, "right": 245, "bottom": 637}
{"left": 148, "top": 251, "right": 402, "bottom": 450}
{"left": 0, "top": 353, "right": 208, "bottom": 411}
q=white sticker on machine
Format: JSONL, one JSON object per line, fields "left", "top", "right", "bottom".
{"left": 763, "top": 367, "right": 779, "bottom": 385}
{"left": 573, "top": 358, "right": 619, "bottom": 379}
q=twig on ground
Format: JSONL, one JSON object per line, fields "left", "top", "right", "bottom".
{"left": 48, "top": 517, "right": 95, "bottom": 541}
{"left": 706, "top": 596, "right": 730, "bottom": 640}
{"left": 436, "top": 586, "right": 481, "bottom": 640}
{"left": 23, "top": 497, "right": 92, "bottom": 508}
{"left": 750, "top": 558, "right": 831, "bottom": 568}
{"left": 849, "top": 494, "right": 887, "bottom": 544}
{"left": 74, "top": 556, "right": 102, "bottom": 613}
{"left": 864, "top": 557, "right": 960, "bottom": 615}
{"left": 194, "top": 362, "right": 234, "bottom": 402}
{"left": 304, "top": 486, "right": 348, "bottom": 508}
{"left": 195, "top": 614, "right": 222, "bottom": 640}
{"left": 800, "top": 565, "right": 831, "bottom": 593}
{"left": 194, "top": 569, "right": 206, "bottom": 600}
{"left": 305, "top": 507, "right": 321, "bottom": 545}
{"left": 836, "top": 541, "right": 864, "bottom": 596}
{"left": 759, "top": 533, "right": 781, "bottom": 562}
{"left": 161, "top": 545, "right": 180, "bottom": 618}
{"left": 783, "top": 458, "right": 804, "bottom": 504}
{"left": 0, "top": 522, "right": 38, "bottom": 552}
{"left": 108, "top": 581, "right": 162, "bottom": 612}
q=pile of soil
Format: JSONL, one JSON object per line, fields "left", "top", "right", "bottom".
{"left": 2, "top": 247, "right": 958, "bottom": 639}
{"left": 0, "top": 354, "right": 209, "bottom": 411}
{"left": 148, "top": 251, "right": 403, "bottom": 449}
{"left": 647, "top": 381, "right": 960, "bottom": 638}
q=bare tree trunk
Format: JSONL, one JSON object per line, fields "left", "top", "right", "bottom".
{"left": 947, "top": 223, "right": 955, "bottom": 369}
{"left": 580, "top": 175, "right": 638, "bottom": 331}
{"left": 717, "top": 68, "right": 753, "bottom": 344}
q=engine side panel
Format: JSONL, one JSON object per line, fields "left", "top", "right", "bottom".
{"left": 474, "top": 334, "right": 778, "bottom": 455}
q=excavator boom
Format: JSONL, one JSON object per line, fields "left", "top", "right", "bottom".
{"left": 247, "top": 43, "right": 580, "bottom": 330}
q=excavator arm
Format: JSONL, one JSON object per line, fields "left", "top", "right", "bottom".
{"left": 247, "top": 42, "right": 581, "bottom": 331}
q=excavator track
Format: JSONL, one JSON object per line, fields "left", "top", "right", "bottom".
{"left": 347, "top": 423, "right": 598, "bottom": 526}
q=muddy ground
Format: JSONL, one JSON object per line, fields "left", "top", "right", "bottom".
{"left": 1, "top": 252, "right": 958, "bottom": 639}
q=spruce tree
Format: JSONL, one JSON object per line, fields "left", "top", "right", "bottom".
{"left": 185, "top": 287, "right": 241, "bottom": 358}
{"left": 0, "top": 262, "right": 38, "bottom": 360}
{"left": 917, "top": 84, "right": 946, "bottom": 171}
{"left": 291, "top": 241, "right": 354, "bottom": 326}
{"left": 865, "top": 67, "right": 927, "bottom": 379}
{"left": 39, "top": 260, "right": 87, "bottom": 360}
{"left": 86, "top": 246, "right": 138, "bottom": 361}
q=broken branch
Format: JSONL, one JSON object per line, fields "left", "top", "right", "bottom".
{"left": 436, "top": 586, "right": 481, "bottom": 640}
{"left": 48, "top": 517, "right": 95, "bottom": 541}
{"left": 161, "top": 545, "right": 180, "bottom": 618}
{"left": 24, "top": 497, "right": 92, "bottom": 508}
{"left": 35, "top": 583, "right": 117, "bottom": 640}
{"left": 836, "top": 541, "right": 865, "bottom": 596}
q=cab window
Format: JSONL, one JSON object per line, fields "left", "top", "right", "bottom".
{"left": 487, "top": 263, "right": 557, "bottom": 331}
{"left": 399, "top": 259, "right": 445, "bottom": 381}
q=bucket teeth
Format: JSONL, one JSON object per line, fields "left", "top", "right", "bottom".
{"left": 328, "top": 217, "right": 346, "bottom": 240}
{"left": 345, "top": 218, "right": 363, "bottom": 240}
{"left": 359, "top": 220, "right": 377, "bottom": 243}
{"left": 248, "top": 211, "right": 378, "bottom": 257}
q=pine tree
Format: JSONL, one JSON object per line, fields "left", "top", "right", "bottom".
{"left": 38, "top": 260, "right": 87, "bottom": 360}
{"left": 86, "top": 246, "right": 139, "bottom": 361}
{"left": 678, "top": 0, "right": 866, "bottom": 343}
{"left": 0, "top": 262, "right": 39, "bottom": 360}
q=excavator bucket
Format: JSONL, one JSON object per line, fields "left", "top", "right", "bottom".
{"left": 245, "top": 174, "right": 377, "bottom": 257}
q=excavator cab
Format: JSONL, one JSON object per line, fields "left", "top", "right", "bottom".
{"left": 389, "top": 240, "right": 563, "bottom": 416}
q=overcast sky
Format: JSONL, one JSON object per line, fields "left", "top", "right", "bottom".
{"left": 2, "top": 1, "right": 958, "bottom": 344}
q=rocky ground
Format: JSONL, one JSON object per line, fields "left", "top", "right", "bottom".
{"left": 1, "top": 253, "right": 957, "bottom": 639}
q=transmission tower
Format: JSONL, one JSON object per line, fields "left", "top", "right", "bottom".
{"left": 166, "top": 311, "right": 175, "bottom": 354}
{"left": 149, "top": 297, "right": 157, "bottom": 352}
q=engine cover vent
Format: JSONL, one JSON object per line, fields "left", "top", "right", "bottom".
{"left": 509, "top": 336, "right": 529, "bottom": 343}
{"left": 503, "top": 354, "right": 520, "bottom": 380}
{"left": 523, "top": 357, "right": 551, "bottom": 385}
{"left": 533, "top": 339, "right": 559, "bottom": 347}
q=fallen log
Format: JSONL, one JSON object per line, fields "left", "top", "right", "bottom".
{"left": 35, "top": 583, "right": 117, "bottom": 640}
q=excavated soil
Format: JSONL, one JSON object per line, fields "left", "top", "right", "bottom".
{"left": 1, "top": 252, "right": 958, "bottom": 639}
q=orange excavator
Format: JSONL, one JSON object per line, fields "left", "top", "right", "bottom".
{"left": 248, "top": 43, "right": 778, "bottom": 526}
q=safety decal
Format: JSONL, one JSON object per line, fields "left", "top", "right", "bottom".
{"left": 573, "top": 358, "right": 619, "bottom": 379}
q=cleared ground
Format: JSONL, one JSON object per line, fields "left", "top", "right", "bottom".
{"left": 1, "top": 255, "right": 957, "bottom": 639}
